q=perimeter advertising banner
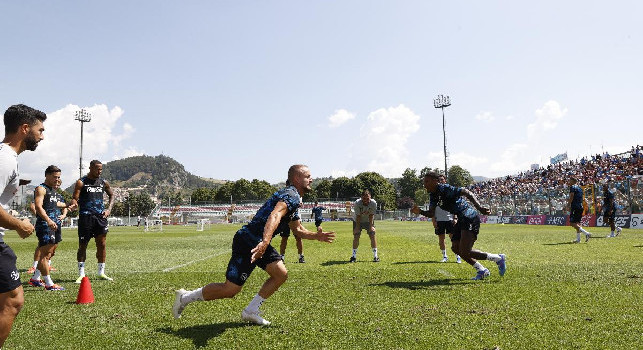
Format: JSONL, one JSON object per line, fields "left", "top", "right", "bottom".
{"left": 480, "top": 214, "right": 639, "bottom": 228}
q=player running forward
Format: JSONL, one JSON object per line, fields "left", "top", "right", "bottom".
{"left": 311, "top": 201, "right": 326, "bottom": 232}
{"left": 172, "top": 165, "right": 335, "bottom": 325}
{"left": 601, "top": 182, "right": 622, "bottom": 238}
{"left": 412, "top": 171, "right": 506, "bottom": 280}
{"left": 70, "top": 160, "right": 115, "bottom": 282}
{"left": 567, "top": 177, "right": 591, "bottom": 243}
{"left": 29, "top": 165, "right": 74, "bottom": 291}
{"left": 432, "top": 174, "right": 461, "bottom": 263}
{"left": 278, "top": 223, "right": 305, "bottom": 263}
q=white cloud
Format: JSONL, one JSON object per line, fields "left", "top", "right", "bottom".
{"left": 339, "top": 104, "right": 420, "bottom": 178}
{"left": 475, "top": 111, "right": 495, "bottom": 122}
{"left": 505, "top": 115, "right": 514, "bottom": 120}
{"left": 489, "top": 143, "right": 530, "bottom": 175}
{"left": 328, "top": 109, "right": 355, "bottom": 128}
{"left": 527, "top": 100, "right": 567, "bottom": 140}
{"left": 18, "top": 104, "right": 134, "bottom": 188}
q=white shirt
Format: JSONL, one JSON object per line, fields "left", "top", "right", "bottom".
{"left": 434, "top": 206, "right": 453, "bottom": 222}
{"left": 0, "top": 143, "right": 19, "bottom": 237}
{"left": 354, "top": 198, "right": 377, "bottom": 223}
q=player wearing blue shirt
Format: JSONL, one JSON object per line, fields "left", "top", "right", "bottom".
{"left": 567, "top": 177, "right": 591, "bottom": 243}
{"left": 173, "top": 165, "right": 335, "bottom": 326}
{"left": 432, "top": 175, "right": 461, "bottom": 263}
{"left": 412, "top": 171, "right": 506, "bottom": 280}
{"left": 29, "top": 166, "right": 73, "bottom": 291}
{"left": 602, "top": 183, "right": 622, "bottom": 238}
{"left": 311, "top": 201, "right": 326, "bottom": 230}
{"left": 70, "top": 160, "right": 115, "bottom": 282}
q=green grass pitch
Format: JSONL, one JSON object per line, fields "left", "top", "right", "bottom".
{"left": 5, "top": 221, "right": 642, "bottom": 349}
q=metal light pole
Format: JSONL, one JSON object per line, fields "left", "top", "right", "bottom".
{"left": 434, "top": 95, "right": 451, "bottom": 177}
{"left": 75, "top": 109, "right": 92, "bottom": 178}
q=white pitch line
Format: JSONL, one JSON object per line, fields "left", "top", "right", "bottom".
{"left": 437, "top": 269, "right": 454, "bottom": 278}
{"left": 162, "top": 250, "right": 229, "bottom": 272}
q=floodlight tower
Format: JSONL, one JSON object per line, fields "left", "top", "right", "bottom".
{"left": 75, "top": 109, "right": 92, "bottom": 178}
{"left": 434, "top": 95, "right": 451, "bottom": 178}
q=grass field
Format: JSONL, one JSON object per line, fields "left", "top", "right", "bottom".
{"left": 5, "top": 221, "right": 642, "bottom": 350}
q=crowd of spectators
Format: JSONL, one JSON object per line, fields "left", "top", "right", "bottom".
{"left": 469, "top": 145, "right": 642, "bottom": 215}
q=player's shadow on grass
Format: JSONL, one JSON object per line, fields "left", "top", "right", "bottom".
{"left": 371, "top": 279, "right": 471, "bottom": 290}
{"left": 321, "top": 260, "right": 352, "bottom": 266}
{"left": 158, "top": 322, "right": 248, "bottom": 348}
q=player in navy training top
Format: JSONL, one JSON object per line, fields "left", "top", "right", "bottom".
{"left": 567, "top": 177, "right": 591, "bottom": 243}
{"left": 71, "top": 160, "right": 115, "bottom": 282}
{"left": 412, "top": 171, "right": 506, "bottom": 280}
{"left": 601, "top": 182, "right": 622, "bottom": 238}
{"left": 30, "top": 165, "right": 73, "bottom": 291}
{"left": 173, "top": 165, "right": 335, "bottom": 326}
{"left": 311, "top": 201, "right": 326, "bottom": 231}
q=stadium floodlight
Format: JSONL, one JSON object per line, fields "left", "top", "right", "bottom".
{"left": 75, "top": 109, "right": 92, "bottom": 178}
{"left": 433, "top": 95, "right": 451, "bottom": 177}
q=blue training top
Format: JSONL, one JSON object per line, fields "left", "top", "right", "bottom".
{"left": 78, "top": 176, "right": 106, "bottom": 215}
{"left": 35, "top": 183, "right": 63, "bottom": 225}
{"left": 238, "top": 186, "right": 302, "bottom": 244}
{"left": 429, "top": 183, "right": 478, "bottom": 220}
{"left": 311, "top": 206, "right": 325, "bottom": 221}
{"left": 569, "top": 185, "right": 583, "bottom": 210}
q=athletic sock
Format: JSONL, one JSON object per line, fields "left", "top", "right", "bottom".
{"left": 32, "top": 269, "right": 42, "bottom": 280}
{"left": 576, "top": 232, "right": 581, "bottom": 241}
{"left": 352, "top": 249, "right": 357, "bottom": 258}
{"left": 32, "top": 260, "right": 38, "bottom": 269}
{"left": 372, "top": 248, "right": 378, "bottom": 258}
{"left": 98, "top": 263, "right": 106, "bottom": 275}
{"left": 441, "top": 249, "right": 447, "bottom": 258}
{"left": 44, "top": 275, "right": 54, "bottom": 287}
{"left": 473, "top": 261, "right": 486, "bottom": 272}
{"left": 486, "top": 253, "right": 502, "bottom": 262}
{"left": 78, "top": 262, "right": 85, "bottom": 277}
{"left": 181, "top": 288, "right": 204, "bottom": 305}
{"left": 580, "top": 228, "right": 589, "bottom": 234}
{"left": 246, "top": 294, "right": 266, "bottom": 313}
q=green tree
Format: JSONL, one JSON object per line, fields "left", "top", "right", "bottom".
{"left": 354, "top": 172, "right": 397, "bottom": 210}
{"left": 314, "top": 179, "right": 332, "bottom": 199}
{"left": 250, "top": 179, "right": 277, "bottom": 200}
{"left": 398, "top": 168, "right": 422, "bottom": 199}
{"left": 414, "top": 188, "right": 429, "bottom": 206}
{"left": 191, "top": 187, "right": 217, "bottom": 204}
{"left": 448, "top": 165, "right": 474, "bottom": 188}
{"left": 215, "top": 182, "right": 234, "bottom": 202}
{"left": 232, "top": 179, "right": 255, "bottom": 201}
{"left": 330, "top": 177, "right": 361, "bottom": 199}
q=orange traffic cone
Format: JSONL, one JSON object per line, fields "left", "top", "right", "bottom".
{"left": 76, "top": 276, "right": 95, "bottom": 304}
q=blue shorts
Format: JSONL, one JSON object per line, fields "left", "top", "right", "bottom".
{"left": 78, "top": 213, "right": 108, "bottom": 244}
{"left": 226, "top": 231, "right": 282, "bottom": 286}
{"left": 434, "top": 221, "right": 455, "bottom": 236}
{"left": 278, "top": 227, "right": 291, "bottom": 238}
{"left": 0, "top": 243, "right": 21, "bottom": 293}
{"left": 570, "top": 207, "right": 583, "bottom": 224}
{"left": 603, "top": 208, "right": 615, "bottom": 221}
{"left": 451, "top": 216, "right": 480, "bottom": 242}
{"left": 35, "top": 221, "right": 62, "bottom": 247}
{"left": 315, "top": 219, "right": 323, "bottom": 228}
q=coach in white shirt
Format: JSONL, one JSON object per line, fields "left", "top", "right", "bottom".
{"left": 350, "top": 189, "right": 379, "bottom": 262}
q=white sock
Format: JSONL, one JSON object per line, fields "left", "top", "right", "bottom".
{"left": 78, "top": 262, "right": 85, "bottom": 277}
{"left": 246, "top": 294, "right": 266, "bottom": 313}
{"left": 576, "top": 232, "right": 581, "bottom": 241}
{"left": 352, "top": 249, "right": 357, "bottom": 258}
{"left": 44, "top": 275, "right": 54, "bottom": 287}
{"left": 486, "top": 253, "right": 502, "bottom": 262}
{"left": 181, "top": 288, "right": 204, "bottom": 305}
{"left": 610, "top": 231, "right": 615, "bottom": 235}
{"left": 473, "top": 261, "right": 486, "bottom": 272}
{"left": 372, "top": 248, "right": 378, "bottom": 258}
{"left": 580, "top": 228, "right": 589, "bottom": 234}
{"left": 441, "top": 249, "right": 447, "bottom": 258}
{"left": 32, "top": 269, "right": 42, "bottom": 280}
{"left": 98, "top": 263, "right": 106, "bottom": 275}
{"left": 48, "top": 259, "right": 52, "bottom": 266}
{"left": 32, "top": 260, "right": 38, "bottom": 269}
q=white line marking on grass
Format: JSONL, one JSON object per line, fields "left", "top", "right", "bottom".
{"left": 437, "top": 269, "right": 454, "bottom": 278}
{"left": 162, "top": 250, "right": 229, "bottom": 272}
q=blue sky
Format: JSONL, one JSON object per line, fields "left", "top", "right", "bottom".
{"left": 1, "top": 1, "right": 641, "bottom": 187}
